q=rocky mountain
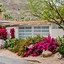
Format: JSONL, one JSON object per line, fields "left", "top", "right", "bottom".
{"left": 0, "top": 0, "right": 35, "bottom": 21}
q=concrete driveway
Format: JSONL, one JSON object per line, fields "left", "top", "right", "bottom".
{"left": 0, "top": 49, "right": 32, "bottom": 64}
{"left": 0, "top": 56, "right": 32, "bottom": 64}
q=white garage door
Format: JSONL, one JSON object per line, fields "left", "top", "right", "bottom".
{"left": 19, "top": 26, "right": 49, "bottom": 39}
{"left": 34, "top": 26, "right": 49, "bottom": 37}
{"left": 19, "top": 26, "right": 32, "bottom": 39}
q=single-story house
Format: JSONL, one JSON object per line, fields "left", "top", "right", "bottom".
{"left": 0, "top": 20, "right": 64, "bottom": 39}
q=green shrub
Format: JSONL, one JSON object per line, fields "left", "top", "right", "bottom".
{"left": 56, "top": 35, "right": 64, "bottom": 57}
{"left": 5, "top": 35, "right": 45, "bottom": 56}
{"left": 0, "top": 3, "right": 6, "bottom": 12}
{"left": 12, "top": 39, "right": 25, "bottom": 53}
{"left": 25, "top": 35, "right": 45, "bottom": 45}
{"left": 55, "top": 35, "right": 64, "bottom": 45}
{"left": 5, "top": 38, "right": 25, "bottom": 50}
{"left": 3, "top": 11, "right": 12, "bottom": 20}
{"left": 58, "top": 43, "right": 64, "bottom": 57}
{"left": 16, "top": 35, "right": 45, "bottom": 56}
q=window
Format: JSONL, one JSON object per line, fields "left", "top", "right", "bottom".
{"left": 25, "top": 27, "right": 32, "bottom": 29}
{"left": 34, "top": 30, "right": 41, "bottom": 32}
{"left": 19, "top": 26, "right": 32, "bottom": 38}
{"left": 19, "top": 26, "right": 49, "bottom": 38}
{"left": 34, "top": 26, "right": 41, "bottom": 29}
{"left": 42, "top": 30, "right": 49, "bottom": 32}
{"left": 19, "top": 30, "right": 24, "bottom": 32}
{"left": 42, "top": 26, "right": 49, "bottom": 29}
{"left": 19, "top": 27, "right": 24, "bottom": 29}
{"left": 25, "top": 30, "right": 32, "bottom": 32}
{"left": 33, "top": 26, "right": 49, "bottom": 37}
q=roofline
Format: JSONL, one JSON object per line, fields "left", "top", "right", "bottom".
{"left": 0, "top": 19, "right": 61, "bottom": 22}
{"left": 0, "top": 20, "right": 51, "bottom": 26}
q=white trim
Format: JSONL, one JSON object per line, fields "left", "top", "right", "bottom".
{"left": 49, "top": 24, "right": 52, "bottom": 36}
{"left": 32, "top": 26, "right": 34, "bottom": 37}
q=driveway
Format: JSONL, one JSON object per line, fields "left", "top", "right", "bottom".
{"left": 0, "top": 56, "right": 32, "bottom": 64}
{"left": 0, "top": 49, "right": 64, "bottom": 64}
{"left": 0, "top": 49, "right": 32, "bottom": 64}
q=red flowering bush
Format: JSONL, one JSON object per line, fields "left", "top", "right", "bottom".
{"left": 10, "top": 28, "right": 15, "bottom": 39}
{"left": 22, "top": 36, "right": 58, "bottom": 57}
{"left": 0, "top": 28, "right": 7, "bottom": 40}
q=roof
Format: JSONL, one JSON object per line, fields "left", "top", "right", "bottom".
{"left": 0, "top": 20, "right": 51, "bottom": 26}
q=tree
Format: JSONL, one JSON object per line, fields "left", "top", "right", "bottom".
{"left": 29, "top": 0, "right": 64, "bottom": 30}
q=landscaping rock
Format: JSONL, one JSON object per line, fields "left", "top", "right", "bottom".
{"left": 54, "top": 52, "right": 62, "bottom": 59}
{"left": 28, "top": 44, "right": 33, "bottom": 49}
{"left": 0, "top": 39, "right": 5, "bottom": 49}
{"left": 42, "top": 50, "right": 52, "bottom": 57}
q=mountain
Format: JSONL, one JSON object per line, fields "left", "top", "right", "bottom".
{"left": 0, "top": 0, "right": 34, "bottom": 21}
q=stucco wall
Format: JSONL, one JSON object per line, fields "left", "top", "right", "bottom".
{"left": 51, "top": 29, "right": 64, "bottom": 38}
{"left": 6, "top": 24, "right": 64, "bottom": 39}
{"left": 50, "top": 23, "right": 64, "bottom": 38}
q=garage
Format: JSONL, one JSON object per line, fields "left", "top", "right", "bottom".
{"left": 18, "top": 26, "right": 49, "bottom": 39}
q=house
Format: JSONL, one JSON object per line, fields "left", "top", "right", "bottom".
{"left": 0, "top": 20, "right": 64, "bottom": 39}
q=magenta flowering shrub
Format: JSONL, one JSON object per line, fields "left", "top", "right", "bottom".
{"left": 22, "top": 36, "right": 58, "bottom": 57}
{"left": 10, "top": 28, "right": 15, "bottom": 39}
{"left": 0, "top": 28, "right": 7, "bottom": 40}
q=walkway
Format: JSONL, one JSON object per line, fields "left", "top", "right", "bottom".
{"left": 0, "top": 49, "right": 32, "bottom": 64}
{"left": 0, "top": 49, "right": 64, "bottom": 64}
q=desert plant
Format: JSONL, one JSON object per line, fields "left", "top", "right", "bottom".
{"left": 57, "top": 35, "right": 64, "bottom": 57}
{"left": 5, "top": 38, "right": 20, "bottom": 49}
{"left": 17, "top": 44, "right": 28, "bottom": 56}
{"left": 25, "top": 35, "right": 45, "bottom": 45}
{"left": 13, "top": 35, "right": 44, "bottom": 56}
{"left": 5, "top": 38, "right": 25, "bottom": 53}
{"left": 0, "top": 3, "right": 5, "bottom": 12}
{"left": 58, "top": 43, "right": 64, "bottom": 57}
{"left": 12, "top": 39, "right": 25, "bottom": 53}
{"left": 3, "top": 11, "right": 12, "bottom": 20}
{"left": 55, "top": 35, "right": 64, "bottom": 45}
{"left": 0, "top": 25, "right": 6, "bottom": 28}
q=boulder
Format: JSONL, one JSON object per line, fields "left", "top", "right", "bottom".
{"left": 54, "top": 52, "right": 62, "bottom": 59}
{"left": 28, "top": 44, "right": 33, "bottom": 49}
{"left": 42, "top": 50, "right": 52, "bottom": 57}
{"left": 0, "top": 39, "right": 5, "bottom": 49}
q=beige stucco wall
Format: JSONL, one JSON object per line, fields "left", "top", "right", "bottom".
{"left": 51, "top": 29, "right": 64, "bottom": 38}
{"left": 50, "top": 23, "right": 64, "bottom": 38}
{"left": 6, "top": 24, "right": 64, "bottom": 39}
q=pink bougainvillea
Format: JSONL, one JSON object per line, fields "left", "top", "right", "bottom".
{"left": 10, "top": 28, "right": 15, "bottom": 39}
{"left": 22, "top": 36, "right": 58, "bottom": 57}
{"left": 0, "top": 28, "right": 7, "bottom": 40}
